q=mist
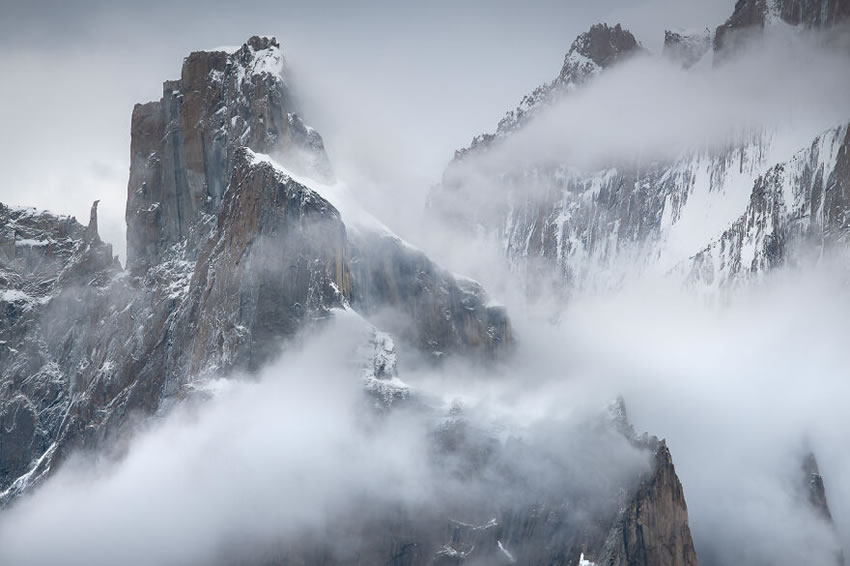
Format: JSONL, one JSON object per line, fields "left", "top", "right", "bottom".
{"left": 2, "top": 251, "right": 848, "bottom": 565}
{"left": 0, "top": 310, "right": 650, "bottom": 565}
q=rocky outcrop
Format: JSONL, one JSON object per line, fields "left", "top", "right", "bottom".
{"left": 0, "top": 203, "right": 122, "bottom": 495}
{"left": 232, "top": 399, "right": 698, "bottom": 566}
{"left": 802, "top": 452, "right": 835, "bottom": 522}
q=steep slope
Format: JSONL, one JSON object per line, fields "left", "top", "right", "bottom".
{"left": 0, "top": 202, "right": 118, "bottom": 492}
{"left": 688, "top": 124, "right": 850, "bottom": 287}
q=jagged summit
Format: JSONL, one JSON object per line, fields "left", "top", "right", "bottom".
{"left": 802, "top": 452, "right": 834, "bottom": 522}
{"left": 799, "top": 451, "right": 846, "bottom": 565}
{"left": 559, "top": 23, "right": 641, "bottom": 82}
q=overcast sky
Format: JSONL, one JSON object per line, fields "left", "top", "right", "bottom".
{"left": 0, "top": 0, "right": 735, "bottom": 258}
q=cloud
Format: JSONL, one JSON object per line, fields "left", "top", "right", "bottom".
{"left": 0, "top": 309, "right": 649, "bottom": 566}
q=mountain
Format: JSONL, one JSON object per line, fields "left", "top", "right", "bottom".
{"left": 0, "top": 34, "right": 701, "bottom": 566}
{"left": 426, "top": 2, "right": 849, "bottom": 563}
{"left": 0, "top": 36, "right": 508, "bottom": 504}
{"left": 431, "top": 4, "right": 850, "bottom": 295}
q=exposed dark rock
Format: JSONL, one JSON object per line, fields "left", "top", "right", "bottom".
{"left": 802, "top": 452, "right": 834, "bottom": 522}
{"left": 779, "top": 0, "right": 850, "bottom": 27}
{"left": 560, "top": 23, "right": 641, "bottom": 80}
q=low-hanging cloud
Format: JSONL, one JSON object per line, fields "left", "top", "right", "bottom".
{"left": 0, "top": 309, "right": 650, "bottom": 566}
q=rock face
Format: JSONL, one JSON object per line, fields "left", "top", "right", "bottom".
{"left": 0, "top": 204, "right": 119, "bottom": 493}
{"left": 187, "top": 148, "right": 349, "bottom": 374}
{"left": 348, "top": 229, "right": 511, "bottom": 358}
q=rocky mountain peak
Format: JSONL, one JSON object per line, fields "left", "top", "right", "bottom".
{"left": 799, "top": 451, "right": 846, "bottom": 565}
{"left": 559, "top": 23, "right": 641, "bottom": 83}
{"left": 802, "top": 451, "right": 835, "bottom": 522}
{"left": 125, "top": 35, "right": 330, "bottom": 271}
